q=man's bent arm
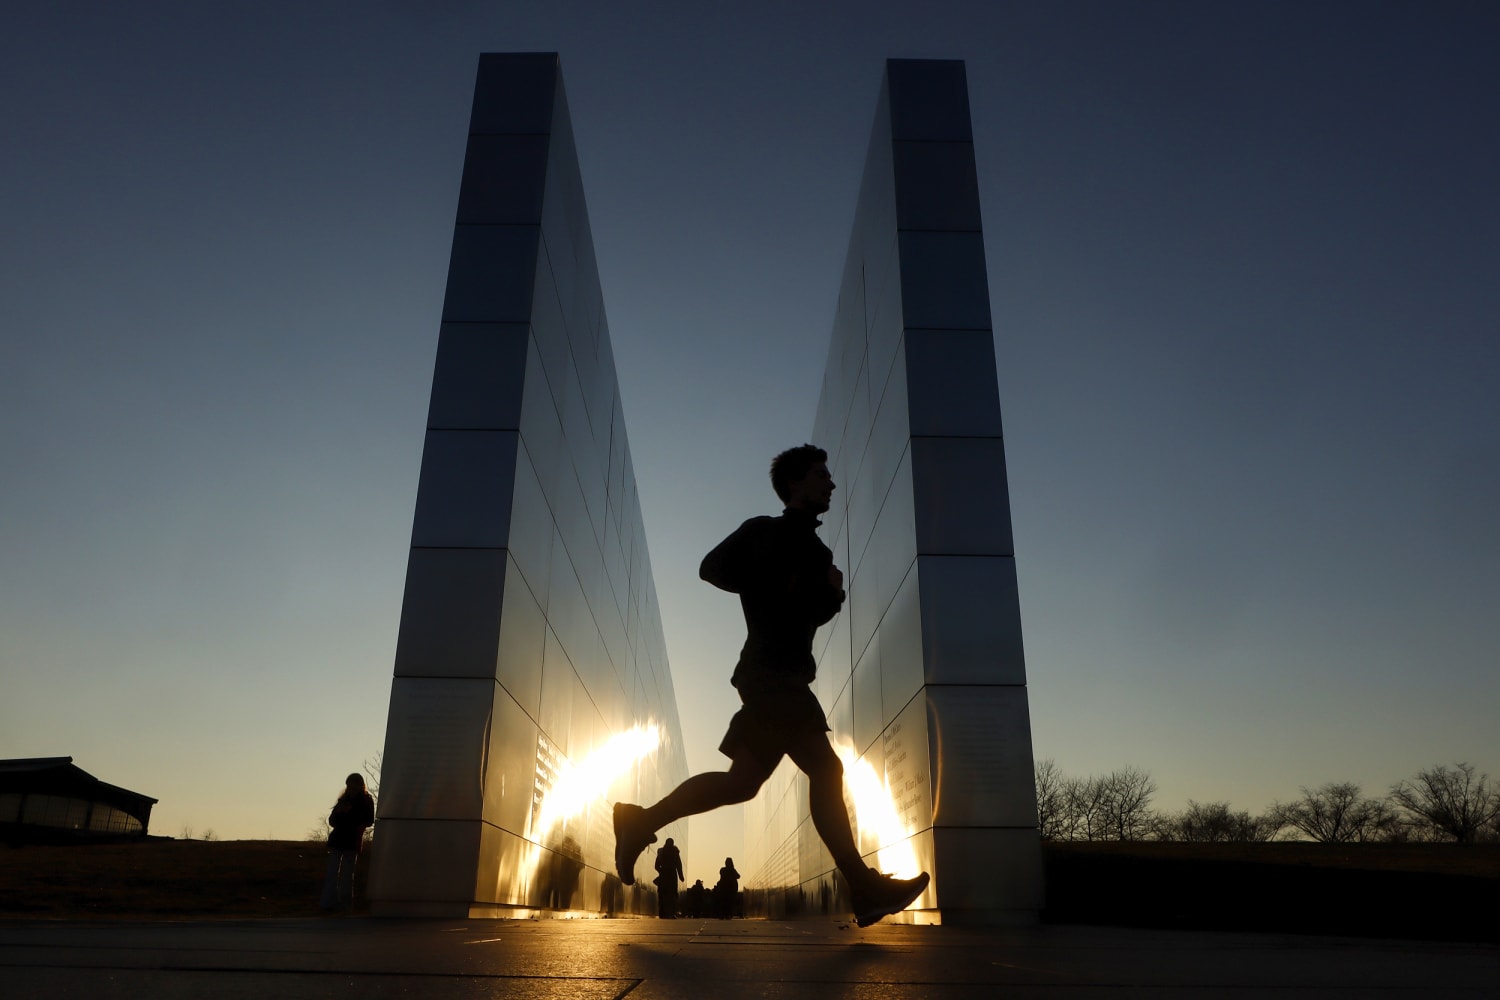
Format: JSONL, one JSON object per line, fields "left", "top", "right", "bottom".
{"left": 808, "top": 585, "right": 844, "bottom": 628}
{"left": 699, "top": 516, "right": 770, "bottom": 593}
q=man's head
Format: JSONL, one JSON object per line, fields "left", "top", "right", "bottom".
{"left": 771, "top": 444, "right": 835, "bottom": 514}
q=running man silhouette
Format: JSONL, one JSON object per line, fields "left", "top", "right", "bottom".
{"left": 613, "top": 444, "right": 930, "bottom": 927}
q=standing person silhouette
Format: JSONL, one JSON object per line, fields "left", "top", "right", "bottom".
{"left": 714, "top": 856, "right": 740, "bottom": 918}
{"left": 653, "top": 837, "right": 683, "bottom": 918}
{"left": 613, "top": 445, "right": 929, "bottom": 927}
{"left": 320, "top": 772, "right": 375, "bottom": 911}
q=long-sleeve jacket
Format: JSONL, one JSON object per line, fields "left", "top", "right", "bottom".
{"left": 699, "top": 508, "right": 844, "bottom": 685}
{"left": 327, "top": 792, "right": 375, "bottom": 852}
{"left": 654, "top": 845, "right": 683, "bottom": 884}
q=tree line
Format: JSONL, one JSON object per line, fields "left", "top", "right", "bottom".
{"left": 1034, "top": 759, "right": 1500, "bottom": 844}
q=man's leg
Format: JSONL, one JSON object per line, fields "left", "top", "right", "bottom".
{"left": 789, "top": 738, "right": 866, "bottom": 880}
{"left": 614, "top": 755, "right": 776, "bottom": 884}
{"left": 790, "top": 736, "right": 931, "bottom": 927}
{"left": 640, "top": 754, "right": 775, "bottom": 830}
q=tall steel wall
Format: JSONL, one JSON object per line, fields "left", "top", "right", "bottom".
{"left": 368, "top": 53, "right": 688, "bottom": 918}
{"left": 742, "top": 59, "right": 1043, "bottom": 925}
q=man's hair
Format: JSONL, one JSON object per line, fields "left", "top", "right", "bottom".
{"left": 770, "top": 444, "right": 828, "bottom": 501}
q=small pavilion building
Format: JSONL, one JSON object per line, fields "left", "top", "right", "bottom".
{"left": 0, "top": 757, "right": 157, "bottom": 844}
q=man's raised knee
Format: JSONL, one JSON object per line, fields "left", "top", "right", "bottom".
{"left": 726, "top": 760, "right": 773, "bottom": 802}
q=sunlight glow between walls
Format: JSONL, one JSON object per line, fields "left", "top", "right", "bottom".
{"left": 522, "top": 722, "right": 663, "bottom": 888}
{"left": 836, "top": 742, "right": 920, "bottom": 878}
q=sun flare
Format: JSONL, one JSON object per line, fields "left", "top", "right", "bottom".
{"left": 835, "top": 743, "right": 920, "bottom": 878}
{"left": 533, "top": 722, "right": 661, "bottom": 837}
{"left": 510, "top": 721, "right": 664, "bottom": 901}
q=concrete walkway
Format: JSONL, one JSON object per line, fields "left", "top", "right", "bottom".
{"left": 2, "top": 916, "right": 1497, "bottom": 998}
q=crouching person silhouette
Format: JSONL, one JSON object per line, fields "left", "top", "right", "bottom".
{"left": 613, "top": 444, "right": 929, "bottom": 927}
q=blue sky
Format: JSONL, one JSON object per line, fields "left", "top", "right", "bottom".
{"left": 3, "top": 1, "right": 1498, "bottom": 882}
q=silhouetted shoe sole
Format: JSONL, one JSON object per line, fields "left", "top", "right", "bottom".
{"left": 612, "top": 802, "right": 655, "bottom": 886}
{"left": 853, "top": 871, "right": 930, "bottom": 928}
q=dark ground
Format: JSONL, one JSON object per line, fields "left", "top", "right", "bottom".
{"left": 1042, "top": 841, "right": 1500, "bottom": 942}
{"left": 2, "top": 839, "right": 1497, "bottom": 941}
{"left": 0, "top": 840, "right": 349, "bottom": 920}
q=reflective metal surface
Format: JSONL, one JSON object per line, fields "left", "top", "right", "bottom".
{"left": 440, "top": 225, "right": 541, "bottom": 323}
{"left": 506, "top": 446, "right": 553, "bottom": 607}
{"left": 852, "top": 633, "right": 884, "bottom": 756}
{"left": 426, "top": 322, "right": 528, "bottom": 430}
{"left": 865, "top": 356, "right": 909, "bottom": 503}
{"left": 886, "top": 59, "right": 973, "bottom": 142}
{"left": 366, "top": 819, "right": 482, "bottom": 915}
{"left": 897, "top": 230, "right": 992, "bottom": 331}
{"left": 927, "top": 685, "right": 1037, "bottom": 828}
{"left": 910, "top": 435, "right": 1013, "bottom": 555}
{"left": 905, "top": 329, "right": 1004, "bottom": 437}
{"left": 528, "top": 244, "right": 571, "bottom": 396}
{"left": 378, "top": 678, "right": 493, "bottom": 820}
{"left": 517, "top": 346, "right": 565, "bottom": 511}
{"left": 456, "top": 135, "right": 549, "bottom": 225}
{"left": 392, "top": 549, "right": 506, "bottom": 678}
{"left": 372, "top": 55, "right": 686, "bottom": 918}
{"left": 878, "top": 565, "right": 924, "bottom": 720}
{"left": 537, "top": 627, "right": 581, "bottom": 761}
{"left": 483, "top": 685, "right": 539, "bottom": 837}
{"left": 893, "top": 140, "right": 982, "bottom": 231}
{"left": 743, "top": 59, "right": 1040, "bottom": 925}
{"left": 467, "top": 52, "right": 556, "bottom": 135}
{"left": 930, "top": 827, "right": 1044, "bottom": 919}
{"left": 877, "top": 693, "right": 933, "bottom": 849}
{"left": 917, "top": 555, "right": 1027, "bottom": 686}
{"left": 409, "top": 429, "right": 517, "bottom": 548}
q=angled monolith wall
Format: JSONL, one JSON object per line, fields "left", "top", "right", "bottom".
{"left": 742, "top": 59, "right": 1042, "bottom": 925}
{"left": 368, "top": 53, "right": 688, "bottom": 918}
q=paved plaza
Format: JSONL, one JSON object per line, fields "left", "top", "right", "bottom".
{"left": 2, "top": 916, "right": 1497, "bottom": 998}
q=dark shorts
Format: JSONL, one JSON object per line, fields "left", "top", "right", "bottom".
{"left": 717, "top": 673, "right": 831, "bottom": 770}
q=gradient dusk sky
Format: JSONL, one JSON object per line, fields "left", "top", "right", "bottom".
{"left": 3, "top": 1, "right": 1498, "bottom": 882}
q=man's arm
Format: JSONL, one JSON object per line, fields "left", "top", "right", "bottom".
{"left": 807, "top": 564, "right": 845, "bottom": 627}
{"left": 699, "top": 516, "right": 772, "bottom": 593}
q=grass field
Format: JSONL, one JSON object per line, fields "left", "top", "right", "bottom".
{"left": 2, "top": 838, "right": 1497, "bottom": 941}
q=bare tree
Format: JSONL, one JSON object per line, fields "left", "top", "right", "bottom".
{"left": 1063, "top": 773, "right": 1106, "bottom": 841}
{"left": 1161, "top": 800, "right": 1275, "bottom": 842}
{"left": 1269, "top": 782, "right": 1401, "bottom": 843}
{"left": 1097, "top": 766, "right": 1157, "bottom": 841}
{"left": 362, "top": 752, "right": 382, "bottom": 801}
{"left": 306, "top": 814, "right": 332, "bottom": 843}
{"left": 1056, "top": 767, "right": 1158, "bottom": 845}
{"left": 362, "top": 752, "right": 382, "bottom": 845}
{"left": 1034, "top": 758, "right": 1067, "bottom": 840}
{"left": 1042, "top": 765, "right": 1159, "bottom": 841}
{"left": 1389, "top": 763, "right": 1500, "bottom": 843}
